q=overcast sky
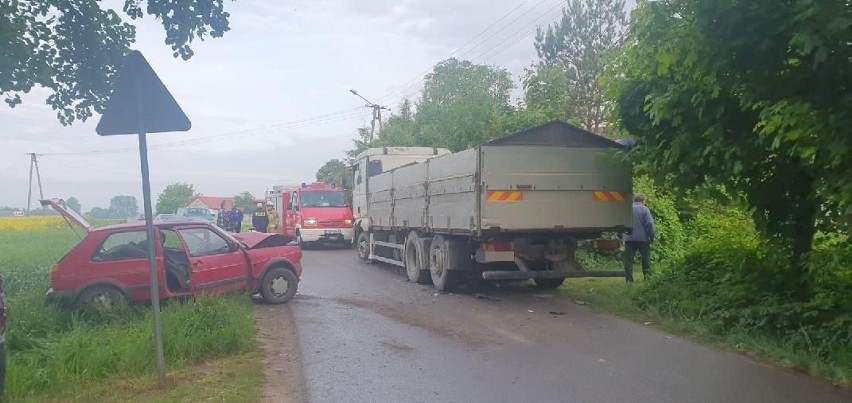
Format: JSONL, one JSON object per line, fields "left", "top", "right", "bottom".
{"left": 1, "top": 0, "right": 581, "bottom": 211}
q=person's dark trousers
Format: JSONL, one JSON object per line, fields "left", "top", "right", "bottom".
{"left": 256, "top": 224, "right": 268, "bottom": 232}
{"left": 624, "top": 241, "right": 651, "bottom": 282}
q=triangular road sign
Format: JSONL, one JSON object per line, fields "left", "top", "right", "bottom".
{"left": 96, "top": 50, "right": 191, "bottom": 136}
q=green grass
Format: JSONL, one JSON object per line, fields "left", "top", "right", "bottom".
{"left": 559, "top": 276, "right": 852, "bottom": 387}
{"left": 16, "top": 351, "right": 263, "bottom": 403}
{"left": 0, "top": 229, "right": 260, "bottom": 401}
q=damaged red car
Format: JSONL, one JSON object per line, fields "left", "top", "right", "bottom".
{"left": 42, "top": 199, "right": 302, "bottom": 307}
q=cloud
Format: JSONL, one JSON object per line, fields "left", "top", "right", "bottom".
{"left": 1, "top": 0, "right": 557, "bottom": 209}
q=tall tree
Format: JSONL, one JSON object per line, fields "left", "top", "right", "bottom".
{"left": 232, "top": 191, "right": 256, "bottom": 211}
{"left": 522, "top": 66, "right": 570, "bottom": 121}
{"left": 415, "top": 58, "right": 514, "bottom": 151}
{"left": 611, "top": 0, "right": 852, "bottom": 295}
{"left": 108, "top": 195, "right": 138, "bottom": 219}
{"left": 155, "top": 182, "right": 196, "bottom": 215}
{"left": 345, "top": 126, "right": 373, "bottom": 163}
{"left": 374, "top": 98, "right": 417, "bottom": 147}
{"left": 533, "top": 0, "right": 627, "bottom": 134}
{"left": 316, "top": 160, "right": 349, "bottom": 190}
{"left": 88, "top": 207, "right": 110, "bottom": 219}
{"left": 65, "top": 197, "right": 81, "bottom": 214}
{"left": 2, "top": 1, "right": 233, "bottom": 125}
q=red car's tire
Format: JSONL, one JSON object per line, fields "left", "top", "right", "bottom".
{"left": 76, "top": 284, "right": 127, "bottom": 310}
{"left": 260, "top": 267, "right": 298, "bottom": 304}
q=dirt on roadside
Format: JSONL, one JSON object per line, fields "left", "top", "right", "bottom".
{"left": 253, "top": 302, "right": 306, "bottom": 403}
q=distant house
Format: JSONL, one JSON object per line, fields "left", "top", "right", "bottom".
{"left": 186, "top": 196, "right": 234, "bottom": 213}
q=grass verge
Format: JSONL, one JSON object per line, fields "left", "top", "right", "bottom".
{"left": 0, "top": 227, "right": 260, "bottom": 400}
{"left": 558, "top": 276, "right": 852, "bottom": 388}
{"left": 16, "top": 351, "right": 263, "bottom": 403}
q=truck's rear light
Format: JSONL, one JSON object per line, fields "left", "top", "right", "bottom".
{"left": 592, "top": 239, "right": 622, "bottom": 251}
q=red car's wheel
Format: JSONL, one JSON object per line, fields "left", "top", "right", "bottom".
{"left": 260, "top": 267, "right": 298, "bottom": 304}
{"left": 77, "top": 285, "right": 127, "bottom": 310}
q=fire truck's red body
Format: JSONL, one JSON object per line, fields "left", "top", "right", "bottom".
{"left": 268, "top": 182, "right": 354, "bottom": 247}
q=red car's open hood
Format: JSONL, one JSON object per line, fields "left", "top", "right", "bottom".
{"left": 231, "top": 231, "right": 294, "bottom": 249}
{"left": 41, "top": 198, "right": 93, "bottom": 233}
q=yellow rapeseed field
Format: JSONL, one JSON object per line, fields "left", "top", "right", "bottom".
{"left": 0, "top": 216, "right": 68, "bottom": 231}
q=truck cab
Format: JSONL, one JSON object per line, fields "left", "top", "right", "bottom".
{"left": 269, "top": 182, "right": 354, "bottom": 248}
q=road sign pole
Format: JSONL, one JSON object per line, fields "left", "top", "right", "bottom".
{"left": 95, "top": 50, "right": 190, "bottom": 387}
{"left": 139, "top": 131, "right": 167, "bottom": 386}
{"left": 136, "top": 75, "right": 166, "bottom": 385}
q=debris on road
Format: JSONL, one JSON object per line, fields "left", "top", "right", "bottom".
{"left": 473, "top": 293, "right": 489, "bottom": 299}
{"left": 643, "top": 321, "right": 654, "bottom": 325}
{"left": 574, "top": 300, "right": 587, "bottom": 305}
{"left": 528, "top": 310, "right": 535, "bottom": 313}
{"left": 549, "top": 311, "right": 565, "bottom": 316}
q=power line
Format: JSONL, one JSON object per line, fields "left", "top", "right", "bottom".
{"left": 476, "top": 3, "right": 565, "bottom": 64}
{"left": 374, "top": 0, "right": 557, "bottom": 106}
{"left": 41, "top": 106, "right": 367, "bottom": 157}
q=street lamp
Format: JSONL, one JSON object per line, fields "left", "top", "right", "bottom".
{"left": 349, "top": 89, "right": 389, "bottom": 145}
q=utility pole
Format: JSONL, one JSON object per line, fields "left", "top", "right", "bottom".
{"left": 349, "top": 89, "right": 390, "bottom": 145}
{"left": 26, "top": 153, "right": 44, "bottom": 216}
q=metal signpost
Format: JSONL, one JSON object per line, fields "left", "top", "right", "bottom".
{"left": 96, "top": 50, "right": 191, "bottom": 385}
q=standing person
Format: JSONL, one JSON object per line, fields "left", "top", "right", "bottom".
{"left": 229, "top": 206, "right": 244, "bottom": 233}
{"left": 216, "top": 200, "right": 230, "bottom": 231}
{"left": 624, "top": 193, "right": 656, "bottom": 283}
{"left": 266, "top": 203, "right": 279, "bottom": 234}
{"left": 252, "top": 202, "right": 269, "bottom": 233}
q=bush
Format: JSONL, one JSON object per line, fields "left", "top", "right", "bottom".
{"left": 637, "top": 207, "right": 852, "bottom": 369}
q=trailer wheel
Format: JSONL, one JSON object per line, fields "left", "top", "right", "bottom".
{"left": 534, "top": 277, "right": 565, "bottom": 290}
{"left": 429, "top": 235, "right": 455, "bottom": 291}
{"left": 357, "top": 232, "right": 372, "bottom": 264}
{"left": 404, "top": 232, "right": 431, "bottom": 284}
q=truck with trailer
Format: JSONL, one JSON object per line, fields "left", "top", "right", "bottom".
{"left": 267, "top": 182, "right": 355, "bottom": 248}
{"left": 351, "top": 120, "right": 632, "bottom": 291}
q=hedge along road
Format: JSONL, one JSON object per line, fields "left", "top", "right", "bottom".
{"left": 277, "top": 247, "right": 850, "bottom": 403}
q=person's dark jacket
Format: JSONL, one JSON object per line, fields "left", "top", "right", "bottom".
{"left": 229, "top": 208, "right": 243, "bottom": 230}
{"left": 252, "top": 207, "right": 269, "bottom": 231}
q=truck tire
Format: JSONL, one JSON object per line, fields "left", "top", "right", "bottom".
{"left": 429, "top": 235, "right": 455, "bottom": 291}
{"left": 357, "top": 231, "right": 372, "bottom": 264}
{"left": 404, "top": 231, "right": 431, "bottom": 284}
{"left": 533, "top": 277, "right": 565, "bottom": 290}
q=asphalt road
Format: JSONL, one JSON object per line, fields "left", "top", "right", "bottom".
{"left": 286, "top": 247, "right": 850, "bottom": 403}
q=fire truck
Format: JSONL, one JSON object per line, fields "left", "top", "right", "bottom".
{"left": 267, "top": 182, "right": 354, "bottom": 248}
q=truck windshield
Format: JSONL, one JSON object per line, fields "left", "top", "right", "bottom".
{"left": 301, "top": 191, "right": 346, "bottom": 207}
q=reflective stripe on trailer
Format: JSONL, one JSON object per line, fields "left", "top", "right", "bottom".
{"left": 592, "top": 191, "right": 628, "bottom": 201}
{"left": 486, "top": 191, "right": 524, "bottom": 202}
